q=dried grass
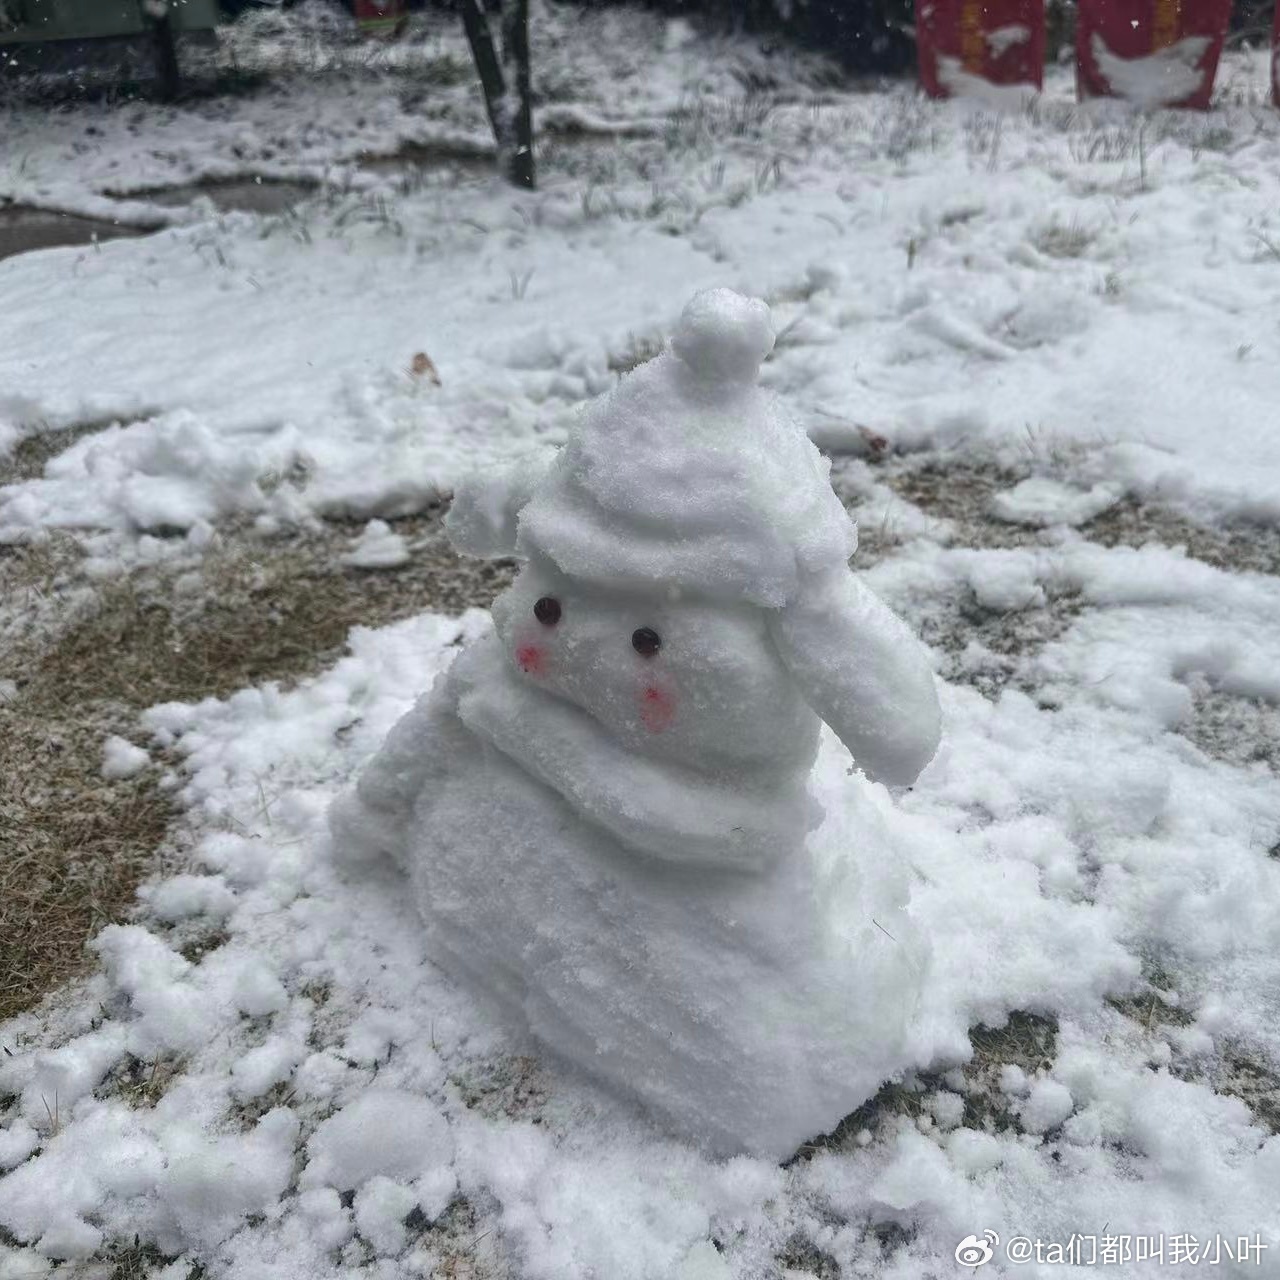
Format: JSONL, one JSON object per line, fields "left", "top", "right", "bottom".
{"left": 1085, "top": 497, "right": 1280, "bottom": 577}
{"left": 0, "top": 694, "right": 170, "bottom": 1023}
{"left": 839, "top": 452, "right": 1280, "bottom": 710}
{"left": 1031, "top": 217, "right": 1098, "bottom": 260}
{"left": 100, "top": 1238, "right": 201, "bottom": 1280}
{"left": 1216, "top": 1053, "right": 1280, "bottom": 1135}
{"left": 0, "top": 417, "right": 134, "bottom": 485}
{"left": 97, "top": 1052, "right": 188, "bottom": 1110}
{"left": 791, "top": 1010, "right": 1060, "bottom": 1163}
{"left": 0, "top": 508, "right": 513, "bottom": 1022}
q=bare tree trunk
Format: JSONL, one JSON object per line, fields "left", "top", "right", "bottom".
{"left": 501, "top": 0, "right": 535, "bottom": 190}
{"left": 460, "top": 0, "right": 507, "bottom": 144}
{"left": 146, "top": 1, "right": 182, "bottom": 102}
{"left": 459, "top": 0, "right": 535, "bottom": 190}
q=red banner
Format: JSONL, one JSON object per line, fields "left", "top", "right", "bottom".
{"left": 917, "top": 0, "right": 1045, "bottom": 99}
{"left": 1076, "top": 0, "right": 1232, "bottom": 109}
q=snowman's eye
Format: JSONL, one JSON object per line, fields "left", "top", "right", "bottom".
{"left": 632, "top": 627, "right": 661, "bottom": 658}
{"left": 533, "top": 596, "right": 561, "bottom": 626}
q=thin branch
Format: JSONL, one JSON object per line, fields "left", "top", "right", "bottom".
{"left": 459, "top": 0, "right": 508, "bottom": 148}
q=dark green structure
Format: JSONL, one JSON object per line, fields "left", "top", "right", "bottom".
{"left": 0, "top": 0, "right": 219, "bottom": 42}
{"left": 1, "top": 0, "right": 219, "bottom": 94}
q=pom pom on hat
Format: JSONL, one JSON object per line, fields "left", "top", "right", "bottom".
{"left": 514, "top": 288, "right": 857, "bottom": 606}
{"left": 672, "top": 288, "right": 775, "bottom": 385}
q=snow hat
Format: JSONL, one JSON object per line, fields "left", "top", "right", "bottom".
{"left": 517, "top": 288, "right": 858, "bottom": 608}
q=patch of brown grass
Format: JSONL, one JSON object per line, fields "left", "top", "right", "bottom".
{"left": 0, "top": 417, "right": 139, "bottom": 486}
{"left": 453, "top": 1054, "right": 548, "bottom": 1123}
{"left": 873, "top": 453, "right": 1280, "bottom": 578}
{"left": 1, "top": 510, "right": 514, "bottom": 1023}
{"left": 0, "top": 703, "right": 171, "bottom": 1023}
{"left": 1216, "top": 1051, "right": 1280, "bottom": 1135}
{"left": 1106, "top": 965, "right": 1194, "bottom": 1034}
{"left": 1109, "top": 966, "right": 1280, "bottom": 1136}
{"left": 97, "top": 1052, "right": 188, "bottom": 1110}
{"left": 1181, "top": 689, "right": 1280, "bottom": 772}
{"left": 1031, "top": 217, "right": 1097, "bottom": 260}
{"left": 230, "top": 1079, "right": 298, "bottom": 1130}
{"left": 1084, "top": 497, "right": 1280, "bottom": 576}
{"left": 847, "top": 454, "right": 1280, "bottom": 721}
{"left": 415, "top": 1196, "right": 509, "bottom": 1280}
{"left": 791, "top": 1011, "right": 1059, "bottom": 1162}
{"left": 97, "top": 1237, "right": 200, "bottom": 1280}
{"left": 37, "top": 518, "right": 513, "bottom": 709}
{"left": 777, "top": 1235, "right": 840, "bottom": 1277}
{"left": 877, "top": 456, "right": 1031, "bottom": 548}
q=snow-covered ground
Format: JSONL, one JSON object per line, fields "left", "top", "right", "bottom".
{"left": 3, "top": 6, "right": 1280, "bottom": 1278}
{"left": 0, "top": 2, "right": 832, "bottom": 225}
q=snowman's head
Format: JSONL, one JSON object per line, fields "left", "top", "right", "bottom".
{"left": 445, "top": 288, "right": 874, "bottom": 776}
{"left": 446, "top": 289, "right": 940, "bottom": 792}
{"left": 490, "top": 555, "right": 818, "bottom": 775}
{"left": 448, "top": 290, "right": 860, "bottom": 768}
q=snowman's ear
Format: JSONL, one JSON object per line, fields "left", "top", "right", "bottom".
{"left": 768, "top": 567, "right": 941, "bottom": 787}
{"left": 445, "top": 449, "right": 556, "bottom": 559}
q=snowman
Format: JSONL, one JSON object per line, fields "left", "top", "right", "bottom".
{"left": 330, "top": 289, "right": 941, "bottom": 1159}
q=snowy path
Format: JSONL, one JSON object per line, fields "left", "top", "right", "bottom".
{"left": 3, "top": 18, "right": 1280, "bottom": 1280}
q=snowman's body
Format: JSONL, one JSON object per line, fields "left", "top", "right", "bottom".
{"left": 331, "top": 291, "right": 942, "bottom": 1159}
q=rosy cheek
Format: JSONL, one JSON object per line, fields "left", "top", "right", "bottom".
{"left": 516, "top": 643, "right": 547, "bottom": 676}
{"left": 638, "top": 682, "right": 676, "bottom": 733}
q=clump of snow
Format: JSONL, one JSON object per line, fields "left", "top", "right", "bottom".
{"left": 88, "top": 925, "right": 215, "bottom": 1056}
{"left": 294, "top": 1186, "right": 354, "bottom": 1253}
{"left": 101, "top": 735, "right": 150, "bottom": 780}
{"left": 990, "top": 476, "right": 1122, "bottom": 527}
{"left": 947, "top": 1126, "right": 1004, "bottom": 1175}
{"left": 301, "top": 1089, "right": 453, "bottom": 1192}
{"left": 444, "top": 450, "right": 554, "bottom": 560}
{"left": 139, "top": 875, "right": 235, "bottom": 923}
{"left": 1018, "top": 1077, "right": 1075, "bottom": 1133}
{"left": 229, "top": 960, "right": 288, "bottom": 1018}
{"left": 928, "top": 1090, "right": 965, "bottom": 1129}
{"left": 662, "top": 16, "right": 697, "bottom": 53}
{"left": 341, "top": 518, "right": 409, "bottom": 570}
{"left": 965, "top": 554, "right": 1046, "bottom": 612}
{"left": 352, "top": 1177, "right": 419, "bottom": 1256}
{"left": 0, "top": 1122, "right": 40, "bottom": 1173}
{"left": 159, "top": 1109, "right": 299, "bottom": 1251}
{"left": 999, "top": 1063, "right": 1031, "bottom": 1096}
{"left": 33, "top": 1216, "right": 101, "bottom": 1261}
{"left": 679, "top": 1240, "right": 732, "bottom": 1279}
{"left": 1172, "top": 640, "right": 1280, "bottom": 705}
